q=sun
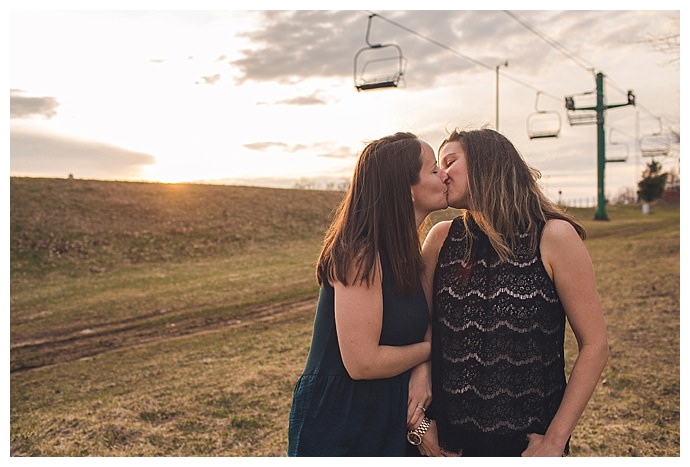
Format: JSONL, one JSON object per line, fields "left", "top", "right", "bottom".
{"left": 140, "top": 162, "right": 201, "bottom": 184}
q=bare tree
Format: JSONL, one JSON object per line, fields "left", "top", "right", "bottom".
{"left": 643, "top": 15, "right": 680, "bottom": 66}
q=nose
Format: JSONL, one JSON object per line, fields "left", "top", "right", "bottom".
{"left": 440, "top": 171, "right": 449, "bottom": 183}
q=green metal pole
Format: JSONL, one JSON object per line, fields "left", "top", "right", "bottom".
{"left": 594, "top": 72, "right": 609, "bottom": 220}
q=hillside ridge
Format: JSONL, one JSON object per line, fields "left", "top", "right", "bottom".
{"left": 10, "top": 176, "right": 344, "bottom": 276}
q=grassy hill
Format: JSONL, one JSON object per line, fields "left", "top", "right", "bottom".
{"left": 11, "top": 176, "right": 343, "bottom": 277}
{"left": 9, "top": 177, "right": 680, "bottom": 456}
{"left": 10, "top": 177, "right": 344, "bottom": 371}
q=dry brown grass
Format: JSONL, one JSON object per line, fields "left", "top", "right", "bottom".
{"left": 571, "top": 205, "right": 680, "bottom": 456}
{"left": 9, "top": 178, "right": 680, "bottom": 457}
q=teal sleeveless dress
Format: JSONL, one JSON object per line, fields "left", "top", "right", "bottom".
{"left": 288, "top": 251, "right": 429, "bottom": 456}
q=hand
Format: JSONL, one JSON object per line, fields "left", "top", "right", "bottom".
{"left": 415, "top": 420, "right": 461, "bottom": 457}
{"left": 521, "top": 433, "right": 565, "bottom": 457}
{"left": 407, "top": 362, "right": 431, "bottom": 429}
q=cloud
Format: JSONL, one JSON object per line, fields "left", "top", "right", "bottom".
{"left": 229, "top": 10, "right": 679, "bottom": 91}
{"left": 273, "top": 93, "right": 328, "bottom": 106}
{"left": 317, "top": 149, "right": 355, "bottom": 159}
{"left": 255, "top": 92, "right": 329, "bottom": 106}
{"left": 10, "top": 130, "right": 156, "bottom": 179}
{"left": 242, "top": 141, "right": 312, "bottom": 153}
{"left": 243, "top": 141, "right": 290, "bottom": 152}
{"left": 243, "top": 141, "right": 355, "bottom": 159}
{"left": 232, "top": 10, "right": 364, "bottom": 84}
{"left": 10, "top": 90, "right": 59, "bottom": 119}
{"left": 197, "top": 73, "right": 221, "bottom": 85}
{"left": 228, "top": 11, "right": 551, "bottom": 86}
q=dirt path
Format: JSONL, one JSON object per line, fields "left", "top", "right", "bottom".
{"left": 10, "top": 297, "right": 316, "bottom": 373}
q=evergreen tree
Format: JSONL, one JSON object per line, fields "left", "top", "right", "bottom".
{"left": 637, "top": 160, "right": 668, "bottom": 202}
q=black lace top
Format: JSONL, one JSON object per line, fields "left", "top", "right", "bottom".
{"left": 431, "top": 216, "right": 567, "bottom": 454}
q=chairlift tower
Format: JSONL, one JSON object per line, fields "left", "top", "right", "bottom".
{"left": 565, "top": 72, "right": 635, "bottom": 220}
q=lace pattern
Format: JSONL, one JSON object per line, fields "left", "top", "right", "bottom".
{"left": 432, "top": 216, "right": 567, "bottom": 440}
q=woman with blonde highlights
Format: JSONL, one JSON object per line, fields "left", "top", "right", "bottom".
{"left": 411, "top": 128, "right": 608, "bottom": 457}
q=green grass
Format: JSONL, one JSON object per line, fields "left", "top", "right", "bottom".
{"left": 10, "top": 177, "right": 342, "bottom": 371}
{"left": 10, "top": 178, "right": 680, "bottom": 456}
{"left": 11, "top": 303, "right": 314, "bottom": 456}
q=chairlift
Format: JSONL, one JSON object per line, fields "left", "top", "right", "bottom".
{"left": 566, "top": 110, "right": 598, "bottom": 126}
{"left": 564, "top": 92, "right": 598, "bottom": 126}
{"left": 640, "top": 117, "right": 670, "bottom": 158}
{"left": 527, "top": 92, "right": 561, "bottom": 139}
{"left": 606, "top": 128, "right": 628, "bottom": 163}
{"left": 353, "top": 14, "right": 406, "bottom": 91}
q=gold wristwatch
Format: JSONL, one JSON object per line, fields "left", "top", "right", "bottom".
{"left": 406, "top": 417, "right": 431, "bottom": 445}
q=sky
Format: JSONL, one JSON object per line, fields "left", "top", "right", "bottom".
{"left": 7, "top": 1, "right": 682, "bottom": 204}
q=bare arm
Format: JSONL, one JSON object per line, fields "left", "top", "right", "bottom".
{"left": 523, "top": 219, "right": 609, "bottom": 456}
{"left": 420, "top": 221, "right": 452, "bottom": 313}
{"left": 334, "top": 254, "right": 430, "bottom": 380}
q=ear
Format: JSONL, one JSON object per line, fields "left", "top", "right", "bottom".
{"left": 410, "top": 188, "right": 415, "bottom": 204}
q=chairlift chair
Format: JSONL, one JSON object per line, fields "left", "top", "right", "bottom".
{"left": 354, "top": 45, "right": 405, "bottom": 91}
{"left": 566, "top": 110, "right": 598, "bottom": 126}
{"left": 606, "top": 128, "right": 628, "bottom": 163}
{"left": 640, "top": 117, "right": 670, "bottom": 158}
{"left": 564, "top": 93, "right": 598, "bottom": 126}
{"left": 527, "top": 92, "right": 561, "bottom": 139}
{"left": 353, "top": 14, "right": 406, "bottom": 91}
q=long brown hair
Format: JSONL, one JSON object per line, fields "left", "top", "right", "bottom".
{"left": 440, "top": 128, "right": 586, "bottom": 262}
{"left": 317, "top": 132, "right": 424, "bottom": 294}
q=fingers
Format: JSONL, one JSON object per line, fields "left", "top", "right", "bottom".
{"left": 444, "top": 449, "right": 463, "bottom": 457}
{"left": 406, "top": 403, "right": 427, "bottom": 427}
{"left": 416, "top": 419, "right": 448, "bottom": 457}
{"left": 406, "top": 404, "right": 415, "bottom": 426}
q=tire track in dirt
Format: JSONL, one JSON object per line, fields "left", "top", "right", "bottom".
{"left": 10, "top": 297, "right": 316, "bottom": 373}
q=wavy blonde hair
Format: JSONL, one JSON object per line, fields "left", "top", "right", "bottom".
{"left": 440, "top": 128, "right": 585, "bottom": 262}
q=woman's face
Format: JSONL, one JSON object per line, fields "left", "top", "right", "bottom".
{"left": 439, "top": 141, "right": 470, "bottom": 209}
{"left": 410, "top": 141, "right": 448, "bottom": 224}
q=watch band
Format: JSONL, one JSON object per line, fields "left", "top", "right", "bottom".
{"left": 406, "top": 416, "right": 432, "bottom": 445}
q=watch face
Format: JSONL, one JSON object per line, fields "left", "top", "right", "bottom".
{"left": 407, "top": 431, "right": 422, "bottom": 446}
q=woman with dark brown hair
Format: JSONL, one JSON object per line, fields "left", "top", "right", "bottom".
{"left": 288, "top": 132, "right": 448, "bottom": 456}
{"left": 412, "top": 128, "right": 608, "bottom": 457}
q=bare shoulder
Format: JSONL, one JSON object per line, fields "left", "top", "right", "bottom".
{"left": 543, "top": 218, "right": 581, "bottom": 244}
{"left": 339, "top": 248, "right": 382, "bottom": 287}
{"left": 423, "top": 220, "right": 453, "bottom": 250}
{"left": 428, "top": 219, "right": 453, "bottom": 240}
{"left": 541, "top": 219, "right": 589, "bottom": 270}
{"left": 540, "top": 220, "right": 586, "bottom": 280}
